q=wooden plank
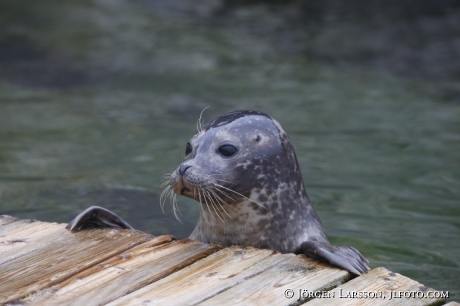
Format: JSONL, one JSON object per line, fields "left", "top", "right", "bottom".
{"left": 0, "top": 227, "right": 154, "bottom": 304}
{"left": 1, "top": 217, "right": 452, "bottom": 306}
{"left": 0, "top": 221, "right": 68, "bottom": 264}
{"left": 0, "top": 215, "right": 19, "bottom": 226}
{"left": 108, "top": 246, "right": 291, "bottom": 305}
{"left": 200, "top": 254, "right": 352, "bottom": 306}
{"left": 22, "top": 238, "right": 223, "bottom": 306}
{"left": 304, "top": 267, "right": 446, "bottom": 306}
{"left": 0, "top": 218, "right": 36, "bottom": 235}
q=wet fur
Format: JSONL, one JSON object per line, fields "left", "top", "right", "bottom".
{"left": 168, "top": 110, "right": 369, "bottom": 274}
{"left": 67, "top": 110, "right": 369, "bottom": 275}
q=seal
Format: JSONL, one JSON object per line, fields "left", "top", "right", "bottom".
{"left": 67, "top": 110, "right": 369, "bottom": 275}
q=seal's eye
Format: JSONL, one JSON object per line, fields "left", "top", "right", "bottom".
{"left": 185, "top": 142, "right": 192, "bottom": 155}
{"left": 218, "top": 145, "right": 238, "bottom": 157}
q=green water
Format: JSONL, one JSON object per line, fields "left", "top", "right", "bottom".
{"left": 0, "top": 0, "right": 459, "bottom": 300}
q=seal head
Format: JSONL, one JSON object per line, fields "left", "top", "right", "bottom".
{"left": 169, "top": 110, "right": 369, "bottom": 274}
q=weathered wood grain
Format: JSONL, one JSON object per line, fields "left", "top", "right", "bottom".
{"left": 304, "top": 267, "right": 446, "bottom": 306}
{"left": 0, "top": 215, "right": 19, "bottom": 226}
{"left": 108, "top": 246, "right": 312, "bottom": 306}
{"left": 0, "top": 221, "right": 68, "bottom": 264}
{"left": 0, "top": 217, "right": 38, "bottom": 236}
{"left": 0, "top": 226, "right": 153, "bottom": 304}
{"left": 200, "top": 254, "right": 351, "bottom": 306}
{"left": 1, "top": 217, "right": 453, "bottom": 306}
{"left": 22, "top": 238, "right": 223, "bottom": 306}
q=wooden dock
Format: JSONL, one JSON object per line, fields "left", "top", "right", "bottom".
{"left": 0, "top": 215, "right": 455, "bottom": 306}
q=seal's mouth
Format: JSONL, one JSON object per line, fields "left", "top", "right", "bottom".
{"left": 180, "top": 187, "right": 191, "bottom": 195}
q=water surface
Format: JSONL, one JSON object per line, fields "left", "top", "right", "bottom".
{"left": 0, "top": 0, "right": 459, "bottom": 300}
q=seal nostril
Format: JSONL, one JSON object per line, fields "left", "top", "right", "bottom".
{"left": 179, "top": 164, "right": 192, "bottom": 176}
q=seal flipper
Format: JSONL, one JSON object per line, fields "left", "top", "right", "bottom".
{"left": 66, "top": 206, "right": 133, "bottom": 232}
{"left": 301, "top": 241, "right": 369, "bottom": 275}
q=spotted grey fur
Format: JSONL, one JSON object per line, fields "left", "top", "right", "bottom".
{"left": 67, "top": 110, "right": 369, "bottom": 275}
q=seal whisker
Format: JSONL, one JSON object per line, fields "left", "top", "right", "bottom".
{"left": 213, "top": 183, "right": 268, "bottom": 211}
{"left": 205, "top": 189, "right": 226, "bottom": 224}
{"left": 213, "top": 178, "right": 234, "bottom": 184}
{"left": 206, "top": 174, "right": 233, "bottom": 183}
{"left": 193, "top": 188, "right": 202, "bottom": 210}
{"left": 163, "top": 172, "right": 174, "bottom": 182}
{"left": 160, "top": 186, "right": 172, "bottom": 212}
{"left": 203, "top": 181, "right": 235, "bottom": 201}
{"left": 160, "top": 180, "right": 170, "bottom": 188}
{"left": 206, "top": 192, "right": 221, "bottom": 222}
{"left": 172, "top": 193, "right": 183, "bottom": 223}
{"left": 199, "top": 190, "right": 216, "bottom": 222}
{"left": 205, "top": 188, "right": 226, "bottom": 223}
{"left": 207, "top": 186, "right": 227, "bottom": 205}
{"left": 204, "top": 192, "right": 217, "bottom": 222}
{"left": 173, "top": 192, "right": 184, "bottom": 218}
{"left": 212, "top": 187, "right": 236, "bottom": 201}
{"left": 208, "top": 188, "right": 233, "bottom": 220}
{"left": 211, "top": 184, "right": 240, "bottom": 201}
{"left": 196, "top": 106, "right": 209, "bottom": 133}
